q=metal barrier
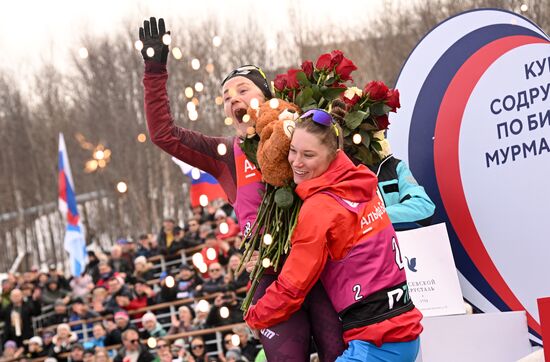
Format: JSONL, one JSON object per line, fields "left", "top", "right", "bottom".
{"left": 31, "top": 245, "right": 205, "bottom": 332}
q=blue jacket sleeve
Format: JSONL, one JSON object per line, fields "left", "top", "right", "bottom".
{"left": 385, "top": 160, "right": 435, "bottom": 226}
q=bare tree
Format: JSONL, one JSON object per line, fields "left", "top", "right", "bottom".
{"left": 0, "top": 0, "right": 547, "bottom": 272}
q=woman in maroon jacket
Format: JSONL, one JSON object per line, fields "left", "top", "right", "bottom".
{"left": 138, "top": 17, "right": 344, "bottom": 361}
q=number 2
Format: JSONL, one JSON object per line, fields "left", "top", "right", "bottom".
{"left": 352, "top": 284, "right": 363, "bottom": 301}
{"left": 392, "top": 237, "right": 405, "bottom": 270}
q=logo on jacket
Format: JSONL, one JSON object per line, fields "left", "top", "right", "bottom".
{"left": 260, "top": 328, "right": 278, "bottom": 339}
{"left": 360, "top": 201, "right": 387, "bottom": 234}
{"left": 244, "top": 160, "right": 257, "bottom": 178}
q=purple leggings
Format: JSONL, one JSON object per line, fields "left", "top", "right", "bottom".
{"left": 252, "top": 274, "right": 345, "bottom": 361}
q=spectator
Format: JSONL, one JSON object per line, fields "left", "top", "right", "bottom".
{"left": 232, "top": 326, "right": 258, "bottom": 362}
{"left": 198, "top": 223, "right": 213, "bottom": 242}
{"left": 196, "top": 235, "right": 229, "bottom": 281}
{"left": 36, "top": 272, "right": 50, "bottom": 290}
{"left": 42, "top": 330, "right": 56, "bottom": 356}
{"left": 119, "top": 238, "right": 137, "bottom": 264}
{"left": 46, "top": 299, "right": 70, "bottom": 326}
{"left": 48, "top": 265, "right": 71, "bottom": 291}
{"left": 182, "top": 220, "right": 203, "bottom": 248}
{"left": 20, "top": 282, "right": 36, "bottom": 299}
{"left": 149, "top": 235, "right": 160, "bottom": 255}
{"left": 113, "top": 328, "right": 154, "bottom": 362}
{"left": 26, "top": 336, "right": 49, "bottom": 358}
{"left": 133, "top": 279, "right": 156, "bottom": 307}
{"left": 93, "top": 348, "right": 110, "bottom": 362}
{"left": 191, "top": 206, "right": 209, "bottom": 225}
{"left": 51, "top": 323, "right": 78, "bottom": 359}
{"left": 68, "top": 343, "right": 85, "bottom": 362}
{"left": 135, "top": 234, "right": 156, "bottom": 259}
{"left": 83, "top": 323, "right": 107, "bottom": 350}
{"left": 168, "top": 306, "right": 195, "bottom": 335}
{"left": 140, "top": 312, "right": 166, "bottom": 339}
{"left": 113, "top": 290, "right": 133, "bottom": 312}
{"left": 232, "top": 236, "right": 243, "bottom": 256}
{"left": 115, "top": 289, "right": 147, "bottom": 325}
{"left": 104, "top": 275, "right": 130, "bottom": 313}
{"left": 0, "top": 288, "right": 41, "bottom": 346}
{"left": 160, "top": 264, "right": 202, "bottom": 303}
{"left": 95, "top": 262, "right": 114, "bottom": 288}
{"left": 42, "top": 278, "right": 71, "bottom": 305}
{"left": 152, "top": 338, "right": 173, "bottom": 362}
{"left": 91, "top": 286, "right": 109, "bottom": 315}
{"left": 105, "top": 311, "right": 134, "bottom": 346}
{"left": 70, "top": 298, "right": 99, "bottom": 320}
{"left": 70, "top": 274, "right": 95, "bottom": 299}
{"left": 198, "top": 263, "right": 227, "bottom": 295}
{"left": 69, "top": 298, "right": 99, "bottom": 339}
{"left": 83, "top": 349, "right": 95, "bottom": 362}
{"left": 176, "top": 339, "right": 196, "bottom": 362}
{"left": 1, "top": 340, "right": 23, "bottom": 361}
{"left": 225, "top": 348, "right": 245, "bottom": 362}
{"left": 225, "top": 254, "right": 248, "bottom": 292}
{"left": 133, "top": 256, "right": 155, "bottom": 281}
{"left": 188, "top": 337, "right": 206, "bottom": 362}
{"left": 214, "top": 209, "right": 240, "bottom": 241}
{"left": 157, "top": 219, "right": 185, "bottom": 255}
{"left": 109, "top": 245, "right": 133, "bottom": 275}
{"left": 83, "top": 251, "right": 101, "bottom": 284}
{"left": 1, "top": 279, "right": 15, "bottom": 308}
{"left": 206, "top": 292, "right": 243, "bottom": 327}
{"left": 192, "top": 302, "right": 210, "bottom": 330}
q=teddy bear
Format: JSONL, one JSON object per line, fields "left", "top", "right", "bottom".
{"left": 246, "top": 99, "right": 301, "bottom": 187}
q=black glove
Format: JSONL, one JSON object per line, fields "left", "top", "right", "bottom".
{"left": 139, "top": 17, "right": 170, "bottom": 64}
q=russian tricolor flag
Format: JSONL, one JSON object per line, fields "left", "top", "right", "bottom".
{"left": 172, "top": 157, "right": 227, "bottom": 207}
{"left": 58, "top": 133, "right": 87, "bottom": 276}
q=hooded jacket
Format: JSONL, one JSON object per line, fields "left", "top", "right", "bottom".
{"left": 245, "top": 151, "right": 423, "bottom": 346}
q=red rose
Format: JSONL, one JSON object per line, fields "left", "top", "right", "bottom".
{"left": 386, "top": 89, "right": 401, "bottom": 111}
{"left": 315, "top": 53, "right": 332, "bottom": 70}
{"left": 286, "top": 69, "right": 301, "bottom": 89}
{"left": 375, "top": 114, "right": 390, "bottom": 130}
{"left": 332, "top": 82, "right": 348, "bottom": 89}
{"left": 364, "top": 81, "right": 389, "bottom": 101}
{"left": 301, "top": 60, "right": 314, "bottom": 79}
{"left": 335, "top": 58, "right": 357, "bottom": 81}
{"left": 340, "top": 92, "right": 361, "bottom": 106}
{"left": 273, "top": 74, "right": 288, "bottom": 91}
{"left": 330, "top": 50, "right": 344, "bottom": 68}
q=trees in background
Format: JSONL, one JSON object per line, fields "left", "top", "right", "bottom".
{"left": 0, "top": 0, "right": 546, "bottom": 272}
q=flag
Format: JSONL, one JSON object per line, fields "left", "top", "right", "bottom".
{"left": 58, "top": 133, "right": 87, "bottom": 276}
{"left": 172, "top": 157, "right": 227, "bottom": 207}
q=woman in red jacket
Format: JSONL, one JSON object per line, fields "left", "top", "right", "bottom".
{"left": 245, "top": 109, "right": 423, "bottom": 361}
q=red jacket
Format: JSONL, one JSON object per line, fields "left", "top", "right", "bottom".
{"left": 245, "top": 151, "right": 422, "bottom": 346}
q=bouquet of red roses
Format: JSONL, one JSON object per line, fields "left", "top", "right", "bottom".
{"left": 274, "top": 50, "right": 400, "bottom": 165}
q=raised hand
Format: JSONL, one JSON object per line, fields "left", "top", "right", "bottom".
{"left": 138, "top": 17, "right": 170, "bottom": 64}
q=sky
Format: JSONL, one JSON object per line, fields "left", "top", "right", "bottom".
{"left": 1, "top": 0, "right": 387, "bottom": 77}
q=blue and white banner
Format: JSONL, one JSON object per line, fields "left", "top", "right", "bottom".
{"left": 58, "top": 133, "right": 87, "bottom": 276}
{"left": 388, "top": 9, "right": 550, "bottom": 342}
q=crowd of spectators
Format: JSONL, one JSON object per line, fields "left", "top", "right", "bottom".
{"left": 0, "top": 202, "right": 262, "bottom": 362}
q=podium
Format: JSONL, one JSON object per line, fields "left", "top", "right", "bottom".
{"left": 415, "top": 312, "right": 532, "bottom": 362}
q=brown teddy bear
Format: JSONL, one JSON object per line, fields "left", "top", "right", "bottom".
{"left": 247, "top": 99, "right": 301, "bottom": 187}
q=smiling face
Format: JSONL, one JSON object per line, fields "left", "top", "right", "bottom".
{"left": 288, "top": 128, "right": 335, "bottom": 184}
{"left": 222, "top": 76, "right": 266, "bottom": 136}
